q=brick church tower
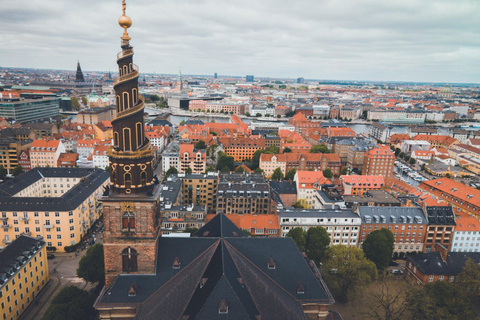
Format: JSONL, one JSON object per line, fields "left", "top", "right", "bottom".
{"left": 102, "top": 0, "right": 161, "bottom": 287}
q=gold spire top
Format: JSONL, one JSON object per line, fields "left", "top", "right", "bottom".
{"left": 118, "top": 0, "right": 132, "bottom": 43}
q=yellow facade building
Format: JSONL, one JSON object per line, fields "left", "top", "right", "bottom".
{"left": 0, "top": 235, "right": 48, "bottom": 320}
{"left": 0, "top": 168, "right": 109, "bottom": 252}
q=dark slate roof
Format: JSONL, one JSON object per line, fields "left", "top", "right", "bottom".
{"left": 97, "top": 215, "right": 334, "bottom": 319}
{"left": 0, "top": 168, "right": 109, "bottom": 211}
{"left": 358, "top": 206, "right": 427, "bottom": 225}
{"left": 426, "top": 206, "right": 455, "bottom": 226}
{"left": 408, "top": 252, "right": 480, "bottom": 276}
{"left": 192, "top": 214, "right": 246, "bottom": 238}
{"left": 0, "top": 235, "right": 45, "bottom": 284}
{"left": 184, "top": 119, "right": 205, "bottom": 126}
{"left": 269, "top": 181, "right": 297, "bottom": 194}
{"left": 147, "top": 119, "right": 172, "bottom": 127}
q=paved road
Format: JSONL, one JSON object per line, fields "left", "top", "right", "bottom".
{"left": 19, "top": 229, "right": 104, "bottom": 320}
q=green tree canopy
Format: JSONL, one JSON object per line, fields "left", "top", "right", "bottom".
{"left": 362, "top": 229, "right": 395, "bottom": 272}
{"left": 323, "top": 245, "right": 378, "bottom": 302}
{"left": 205, "top": 166, "right": 216, "bottom": 174}
{"left": 283, "top": 147, "right": 292, "bottom": 153}
{"left": 293, "top": 199, "right": 309, "bottom": 209}
{"left": 323, "top": 168, "right": 333, "bottom": 179}
{"left": 266, "top": 145, "right": 280, "bottom": 154}
{"left": 41, "top": 286, "right": 96, "bottom": 320}
{"left": 216, "top": 154, "right": 235, "bottom": 171}
{"left": 235, "top": 166, "right": 245, "bottom": 174}
{"left": 285, "top": 168, "right": 296, "bottom": 180}
{"left": 457, "top": 258, "right": 480, "bottom": 296}
{"left": 0, "top": 165, "right": 6, "bottom": 180}
{"left": 286, "top": 227, "right": 307, "bottom": 252}
{"left": 251, "top": 149, "right": 274, "bottom": 169}
{"left": 183, "top": 227, "right": 198, "bottom": 234}
{"left": 70, "top": 97, "right": 80, "bottom": 110}
{"left": 407, "top": 281, "right": 475, "bottom": 320}
{"left": 179, "top": 120, "right": 186, "bottom": 126}
{"left": 194, "top": 140, "right": 206, "bottom": 150}
{"left": 340, "top": 167, "right": 348, "bottom": 175}
{"left": 271, "top": 167, "right": 284, "bottom": 181}
{"left": 305, "top": 227, "right": 330, "bottom": 265}
{"left": 409, "top": 158, "right": 416, "bottom": 165}
{"left": 254, "top": 168, "right": 264, "bottom": 174}
{"left": 12, "top": 165, "right": 24, "bottom": 177}
{"left": 185, "top": 167, "right": 193, "bottom": 174}
{"left": 77, "top": 243, "right": 105, "bottom": 285}
{"left": 81, "top": 97, "right": 87, "bottom": 105}
{"left": 165, "top": 166, "right": 178, "bottom": 177}
{"left": 310, "top": 144, "right": 331, "bottom": 153}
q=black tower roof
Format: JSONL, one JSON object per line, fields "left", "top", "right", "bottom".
{"left": 75, "top": 61, "right": 85, "bottom": 82}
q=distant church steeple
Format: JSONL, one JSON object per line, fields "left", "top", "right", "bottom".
{"left": 75, "top": 61, "right": 85, "bottom": 82}
{"left": 177, "top": 68, "right": 183, "bottom": 91}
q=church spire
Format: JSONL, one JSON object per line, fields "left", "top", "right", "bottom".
{"left": 75, "top": 61, "right": 85, "bottom": 82}
{"left": 118, "top": 0, "right": 132, "bottom": 47}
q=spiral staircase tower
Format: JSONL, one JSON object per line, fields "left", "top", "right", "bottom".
{"left": 108, "top": 4, "right": 154, "bottom": 195}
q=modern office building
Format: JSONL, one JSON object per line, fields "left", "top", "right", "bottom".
{"left": 0, "top": 96, "right": 60, "bottom": 124}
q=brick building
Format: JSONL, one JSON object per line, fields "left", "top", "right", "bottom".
{"left": 423, "top": 206, "right": 456, "bottom": 253}
{"left": 362, "top": 146, "right": 395, "bottom": 180}
{"left": 181, "top": 173, "right": 218, "bottom": 213}
{"left": 260, "top": 152, "right": 341, "bottom": 178}
{"left": 217, "top": 136, "right": 265, "bottom": 162}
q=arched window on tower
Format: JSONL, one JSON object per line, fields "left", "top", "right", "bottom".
{"left": 124, "top": 128, "right": 131, "bottom": 151}
{"left": 123, "top": 92, "right": 129, "bottom": 111}
{"left": 123, "top": 65, "right": 128, "bottom": 75}
{"left": 116, "top": 95, "right": 120, "bottom": 113}
{"left": 122, "top": 211, "right": 135, "bottom": 232}
{"left": 114, "top": 132, "right": 119, "bottom": 148}
{"left": 118, "top": 68, "right": 122, "bottom": 76}
{"left": 122, "top": 247, "right": 138, "bottom": 272}
{"left": 136, "top": 122, "right": 142, "bottom": 148}
{"left": 125, "top": 173, "right": 131, "bottom": 188}
{"left": 132, "top": 88, "right": 137, "bottom": 105}
{"left": 140, "top": 171, "right": 146, "bottom": 185}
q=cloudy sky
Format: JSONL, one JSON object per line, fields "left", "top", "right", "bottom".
{"left": 2, "top": 0, "right": 480, "bottom": 83}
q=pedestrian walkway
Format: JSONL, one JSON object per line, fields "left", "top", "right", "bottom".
{"left": 19, "top": 276, "right": 60, "bottom": 320}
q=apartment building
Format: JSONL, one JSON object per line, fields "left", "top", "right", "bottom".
{"left": 419, "top": 178, "right": 480, "bottom": 218}
{"left": 178, "top": 144, "right": 206, "bottom": 174}
{"left": 369, "top": 122, "right": 392, "bottom": 143}
{"left": 278, "top": 208, "right": 361, "bottom": 247}
{"left": 29, "top": 140, "right": 66, "bottom": 169}
{"left": 423, "top": 206, "right": 455, "bottom": 253}
{"left": 160, "top": 203, "right": 206, "bottom": 235}
{"left": 294, "top": 171, "right": 331, "bottom": 209}
{"left": 362, "top": 146, "right": 395, "bottom": 180}
{"left": 358, "top": 206, "right": 428, "bottom": 253}
{"left": 0, "top": 139, "right": 31, "bottom": 175}
{"left": 92, "top": 145, "right": 109, "bottom": 169}
{"left": 216, "top": 173, "right": 273, "bottom": 215}
{"left": 451, "top": 211, "right": 480, "bottom": 252}
{"left": 0, "top": 236, "right": 48, "bottom": 320}
{"left": 217, "top": 136, "right": 265, "bottom": 162}
{"left": 0, "top": 168, "right": 109, "bottom": 251}
{"left": 260, "top": 152, "right": 341, "bottom": 178}
{"left": 269, "top": 181, "right": 297, "bottom": 207}
{"left": 340, "top": 175, "right": 385, "bottom": 196}
{"left": 181, "top": 173, "right": 218, "bottom": 213}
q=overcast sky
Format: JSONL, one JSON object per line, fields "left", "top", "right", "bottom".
{"left": 2, "top": 0, "right": 480, "bottom": 83}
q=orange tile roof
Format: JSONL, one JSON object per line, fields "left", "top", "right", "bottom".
{"left": 419, "top": 194, "right": 449, "bottom": 207}
{"left": 340, "top": 175, "right": 385, "bottom": 187}
{"left": 412, "top": 150, "right": 434, "bottom": 157}
{"left": 93, "top": 145, "right": 109, "bottom": 156}
{"left": 206, "top": 214, "right": 279, "bottom": 231}
{"left": 179, "top": 144, "right": 194, "bottom": 155}
{"left": 454, "top": 210, "right": 480, "bottom": 232}
{"left": 31, "top": 139, "right": 61, "bottom": 151}
{"left": 77, "top": 139, "right": 100, "bottom": 147}
{"left": 296, "top": 171, "right": 330, "bottom": 187}
{"left": 57, "top": 153, "right": 78, "bottom": 162}
{"left": 420, "top": 178, "right": 480, "bottom": 205}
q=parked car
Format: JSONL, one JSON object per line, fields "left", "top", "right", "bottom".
{"left": 47, "top": 254, "right": 55, "bottom": 260}
{"left": 391, "top": 269, "right": 403, "bottom": 275}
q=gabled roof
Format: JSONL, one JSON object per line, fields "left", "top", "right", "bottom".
{"left": 408, "top": 252, "right": 480, "bottom": 276}
{"left": 193, "top": 213, "right": 246, "bottom": 238}
{"left": 0, "top": 235, "right": 45, "bottom": 275}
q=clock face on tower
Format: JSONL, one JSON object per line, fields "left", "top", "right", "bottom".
{"left": 121, "top": 202, "right": 134, "bottom": 211}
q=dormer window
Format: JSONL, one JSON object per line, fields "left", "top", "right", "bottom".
{"left": 172, "top": 257, "right": 181, "bottom": 269}
{"left": 267, "top": 258, "right": 275, "bottom": 270}
{"left": 200, "top": 278, "right": 207, "bottom": 288}
{"left": 128, "top": 282, "right": 137, "bottom": 297}
{"left": 297, "top": 281, "right": 305, "bottom": 294}
{"left": 219, "top": 299, "right": 228, "bottom": 314}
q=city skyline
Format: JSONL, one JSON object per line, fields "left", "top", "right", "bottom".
{"left": 2, "top": 0, "right": 480, "bottom": 83}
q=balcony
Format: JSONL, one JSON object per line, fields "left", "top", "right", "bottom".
{"left": 21, "top": 232, "right": 31, "bottom": 236}
{"left": 42, "top": 224, "right": 53, "bottom": 229}
{"left": 121, "top": 227, "right": 136, "bottom": 233}
{"left": 2, "top": 239, "right": 11, "bottom": 244}
{"left": 21, "top": 216, "right": 30, "bottom": 223}
{"left": 2, "top": 224, "right": 11, "bottom": 229}
{"left": 0, "top": 216, "right": 8, "bottom": 221}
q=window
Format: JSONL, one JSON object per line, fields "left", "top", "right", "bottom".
{"left": 428, "top": 275, "right": 434, "bottom": 282}
{"left": 122, "top": 247, "right": 138, "bottom": 272}
{"left": 122, "top": 213, "right": 135, "bottom": 232}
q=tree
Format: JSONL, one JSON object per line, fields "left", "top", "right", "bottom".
{"left": 266, "top": 145, "right": 280, "bottom": 154}
{"left": 323, "top": 245, "right": 378, "bottom": 302}
{"left": 243, "top": 229, "right": 252, "bottom": 236}
{"left": 245, "top": 112, "right": 251, "bottom": 117}
{"left": 77, "top": 243, "right": 105, "bottom": 285}
{"left": 271, "top": 167, "right": 284, "bottom": 181}
{"left": 352, "top": 278, "right": 412, "bottom": 320}
{"left": 340, "top": 167, "right": 348, "bottom": 175}
{"left": 165, "top": 166, "right": 178, "bottom": 179}
{"left": 395, "top": 148, "right": 401, "bottom": 157}
{"left": 0, "top": 165, "right": 6, "bottom": 180}
{"left": 285, "top": 168, "right": 296, "bottom": 181}
{"left": 12, "top": 165, "right": 23, "bottom": 177}
{"left": 41, "top": 286, "right": 96, "bottom": 320}
{"left": 293, "top": 199, "right": 309, "bottom": 209}
{"left": 287, "top": 227, "right": 307, "bottom": 251}
{"left": 205, "top": 166, "right": 215, "bottom": 174}
{"left": 183, "top": 227, "right": 198, "bottom": 234}
{"left": 251, "top": 149, "right": 274, "bottom": 169}
{"left": 305, "top": 227, "right": 330, "bottom": 265}
{"left": 235, "top": 166, "right": 245, "bottom": 174}
{"left": 179, "top": 120, "right": 186, "bottom": 126}
{"left": 362, "top": 229, "right": 395, "bottom": 272}
{"left": 254, "top": 168, "right": 264, "bottom": 174}
{"left": 216, "top": 154, "right": 235, "bottom": 171}
{"left": 185, "top": 167, "right": 193, "bottom": 174}
{"left": 283, "top": 147, "right": 292, "bottom": 153}
{"left": 70, "top": 97, "right": 80, "bottom": 110}
{"left": 407, "top": 281, "right": 475, "bottom": 320}
{"left": 194, "top": 140, "right": 206, "bottom": 150}
{"left": 310, "top": 144, "right": 331, "bottom": 153}
{"left": 398, "top": 152, "right": 405, "bottom": 159}
{"left": 457, "top": 258, "right": 480, "bottom": 296}
{"left": 81, "top": 97, "right": 87, "bottom": 106}
{"left": 323, "top": 168, "right": 333, "bottom": 179}
{"left": 409, "top": 158, "right": 416, "bottom": 165}
{"left": 256, "top": 113, "right": 262, "bottom": 117}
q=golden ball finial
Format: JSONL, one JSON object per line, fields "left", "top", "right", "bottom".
{"left": 118, "top": 15, "right": 132, "bottom": 29}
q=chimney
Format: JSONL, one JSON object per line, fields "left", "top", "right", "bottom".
{"left": 435, "top": 243, "right": 448, "bottom": 262}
